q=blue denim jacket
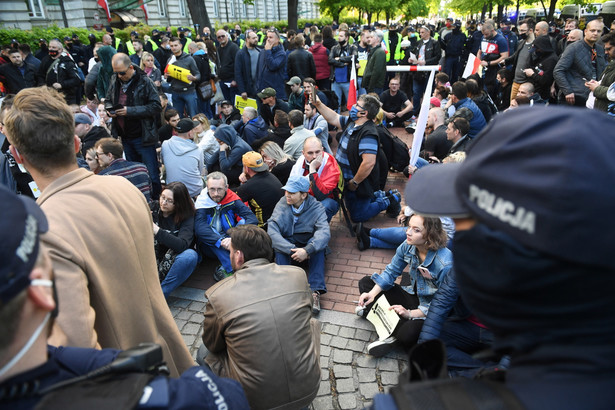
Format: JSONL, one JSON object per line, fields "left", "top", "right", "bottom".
{"left": 371, "top": 242, "right": 453, "bottom": 316}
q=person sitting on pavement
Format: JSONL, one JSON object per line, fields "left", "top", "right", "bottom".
{"left": 232, "top": 106, "right": 268, "bottom": 146}
{"left": 151, "top": 181, "right": 199, "bottom": 298}
{"left": 0, "top": 184, "right": 250, "bottom": 410}
{"left": 257, "top": 87, "right": 290, "bottom": 127}
{"left": 268, "top": 176, "right": 331, "bottom": 315}
{"left": 211, "top": 100, "right": 241, "bottom": 126}
{"left": 287, "top": 76, "right": 306, "bottom": 111}
{"left": 446, "top": 117, "right": 472, "bottom": 156}
{"left": 250, "top": 110, "right": 291, "bottom": 151}
{"left": 236, "top": 151, "right": 284, "bottom": 227}
{"left": 380, "top": 76, "right": 414, "bottom": 128}
{"left": 161, "top": 118, "right": 205, "bottom": 199}
{"left": 158, "top": 108, "right": 180, "bottom": 143}
{"left": 515, "top": 81, "right": 547, "bottom": 106}
{"left": 74, "top": 113, "right": 110, "bottom": 156}
{"left": 199, "top": 224, "right": 320, "bottom": 410}
{"left": 206, "top": 124, "right": 251, "bottom": 188}
{"left": 283, "top": 109, "right": 316, "bottom": 160}
{"left": 195, "top": 172, "right": 257, "bottom": 281}
{"left": 304, "top": 102, "right": 332, "bottom": 154}
{"left": 356, "top": 214, "right": 453, "bottom": 357}
{"left": 259, "top": 140, "right": 296, "bottom": 185}
{"left": 444, "top": 81, "right": 487, "bottom": 138}
{"left": 192, "top": 113, "right": 218, "bottom": 165}
{"left": 289, "top": 136, "right": 341, "bottom": 222}
{"left": 95, "top": 138, "right": 152, "bottom": 202}
{"left": 308, "top": 90, "right": 402, "bottom": 222}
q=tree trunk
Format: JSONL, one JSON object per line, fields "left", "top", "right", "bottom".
{"left": 497, "top": 4, "right": 504, "bottom": 23}
{"left": 480, "top": 4, "right": 487, "bottom": 22}
{"left": 288, "top": 0, "right": 298, "bottom": 30}
{"left": 548, "top": 0, "right": 557, "bottom": 22}
{"left": 186, "top": 0, "right": 212, "bottom": 29}
{"left": 515, "top": 0, "right": 520, "bottom": 24}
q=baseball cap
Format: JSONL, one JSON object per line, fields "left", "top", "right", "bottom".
{"left": 74, "top": 113, "right": 92, "bottom": 125}
{"left": 0, "top": 185, "right": 49, "bottom": 303}
{"left": 130, "top": 30, "right": 138, "bottom": 36}
{"left": 257, "top": 88, "right": 276, "bottom": 99}
{"left": 286, "top": 76, "right": 301, "bottom": 86}
{"left": 242, "top": 151, "right": 269, "bottom": 172}
{"left": 429, "top": 97, "right": 441, "bottom": 107}
{"left": 174, "top": 118, "right": 199, "bottom": 133}
{"left": 152, "top": 29, "right": 160, "bottom": 35}
{"left": 63, "top": 36, "right": 72, "bottom": 41}
{"left": 219, "top": 100, "right": 232, "bottom": 107}
{"left": 405, "top": 107, "right": 615, "bottom": 269}
{"left": 281, "top": 175, "right": 310, "bottom": 193}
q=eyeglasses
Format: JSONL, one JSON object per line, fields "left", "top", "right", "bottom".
{"left": 160, "top": 196, "right": 174, "bottom": 204}
{"left": 217, "top": 35, "right": 226, "bottom": 39}
{"left": 114, "top": 70, "right": 128, "bottom": 76}
{"left": 95, "top": 151, "right": 106, "bottom": 157}
{"left": 355, "top": 103, "right": 366, "bottom": 112}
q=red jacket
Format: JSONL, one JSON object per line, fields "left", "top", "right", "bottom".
{"left": 289, "top": 152, "right": 340, "bottom": 200}
{"left": 309, "top": 43, "right": 330, "bottom": 81}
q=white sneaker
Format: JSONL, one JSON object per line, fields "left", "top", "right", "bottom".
{"left": 367, "top": 336, "right": 397, "bottom": 357}
{"left": 355, "top": 305, "right": 365, "bottom": 317}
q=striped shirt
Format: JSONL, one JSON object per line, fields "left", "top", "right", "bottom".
{"left": 98, "top": 158, "right": 152, "bottom": 202}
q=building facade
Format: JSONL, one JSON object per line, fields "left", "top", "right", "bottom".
{"left": 1, "top": 0, "right": 320, "bottom": 30}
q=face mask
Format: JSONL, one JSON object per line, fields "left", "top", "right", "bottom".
{"left": 164, "top": 45, "right": 171, "bottom": 50}
{"left": 349, "top": 106, "right": 361, "bottom": 121}
{"left": 179, "top": 33, "right": 185, "bottom": 38}
{"left": 564, "top": 29, "right": 571, "bottom": 36}
{"left": 339, "top": 40, "right": 346, "bottom": 46}
{"left": 48, "top": 49, "right": 59, "bottom": 58}
{"left": 501, "top": 27, "right": 510, "bottom": 34}
{"left": 519, "top": 32, "right": 528, "bottom": 41}
{"left": 446, "top": 22, "right": 452, "bottom": 28}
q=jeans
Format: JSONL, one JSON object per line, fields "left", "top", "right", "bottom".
{"left": 357, "top": 77, "right": 366, "bottom": 96}
{"left": 332, "top": 81, "right": 350, "bottom": 113}
{"left": 344, "top": 190, "right": 389, "bottom": 223}
{"left": 370, "top": 226, "right": 407, "bottom": 249}
{"left": 412, "top": 77, "right": 428, "bottom": 116}
{"left": 440, "top": 319, "right": 495, "bottom": 375}
{"left": 200, "top": 243, "right": 232, "bottom": 273}
{"left": 122, "top": 137, "right": 161, "bottom": 199}
{"left": 444, "top": 56, "right": 462, "bottom": 83}
{"left": 197, "top": 97, "right": 214, "bottom": 119}
{"left": 275, "top": 249, "right": 326, "bottom": 293}
{"left": 322, "top": 197, "right": 340, "bottom": 222}
{"left": 172, "top": 90, "right": 199, "bottom": 118}
{"left": 219, "top": 81, "right": 238, "bottom": 103}
{"left": 161, "top": 249, "right": 199, "bottom": 298}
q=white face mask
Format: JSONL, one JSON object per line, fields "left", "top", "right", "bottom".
{"left": 0, "top": 279, "right": 53, "bottom": 378}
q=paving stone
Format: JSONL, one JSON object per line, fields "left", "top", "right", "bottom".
{"left": 189, "top": 313, "right": 203, "bottom": 323}
{"left": 323, "top": 323, "right": 340, "bottom": 335}
{"left": 329, "top": 336, "right": 348, "bottom": 349}
{"left": 320, "top": 345, "right": 331, "bottom": 357}
{"left": 182, "top": 323, "right": 200, "bottom": 335}
{"left": 378, "top": 357, "right": 399, "bottom": 372}
{"left": 333, "top": 364, "right": 352, "bottom": 379}
{"left": 182, "top": 334, "right": 196, "bottom": 346}
{"left": 355, "top": 328, "right": 372, "bottom": 341}
{"left": 357, "top": 367, "right": 376, "bottom": 382}
{"left": 172, "top": 299, "right": 191, "bottom": 308}
{"left": 176, "top": 310, "right": 193, "bottom": 320}
{"left": 338, "top": 393, "right": 357, "bottom": 410}
{"left": 359, "top": 382, "right": 380, "bottom": 399}
{"left": 189, "top": 301, "right": 206, "bottom": 311}
{"left": 320, "top": 356, "right": 329, "bottom": 368}
{"left": 174, "top": 319, "right": 187, "bottom": 330}
{"left": 347, "top": 340, "right": 366, "bottom": 352}
{"left": 333, "top": 349, "right": 353, "bottom": 364}
{"left": 170, "top": 307, "right": 181, "bottom": 316}
{"left": 321, "top": 369, "right": 330, "bottom": 380}
{"left": 356, "top": 354, "right": 378, "bottom": 368}
{"left": 380, "top": 371, "right": 399, "bottom": 385}
{"left": 311, "top": 396, "right": 334, "bottom": 409}
{"left": 317, "top": 380, "right": 331, "bottom": 396}
{"left": 338, "top": 326, "right": 355, "bottom": 339}
{"left": 335, "top": 378, "right": 355, "bottom": 393}
{"left": 320, "top": 333, "right": 332, "bottom": 346}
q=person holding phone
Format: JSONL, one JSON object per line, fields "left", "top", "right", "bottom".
{"left": 356, "top": 214, "right": 453, "bottom": 357}
{"left": 289, "top": 136, "right": 341, "bottom": 222}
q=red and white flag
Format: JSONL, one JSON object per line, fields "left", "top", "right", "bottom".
{"left": 462, "top": 53, "right": 482, "bottom": 79}
{"left": 139, "top": 0, "right": 149, "bottom": 21}
{"left": 347, "top": 55, "right": 357, "bottom": 111}
{"left": 97, "top": 0, "right": 111, "bottom": 22}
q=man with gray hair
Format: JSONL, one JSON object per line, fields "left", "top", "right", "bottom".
{"left": 477, "top": 19, "right": 509, "bottom": 101}
{"left": 362, "top": 30, "right": 387, "bottom": 94}
{"left": 216, "top": 29, "right": 239, "bottom": 101}
{"left": 284, "top": 109, "right": 316, "bottom": 160}
{"left": 233, "top": 106, "right": 268, "bottom": 145}
{"left": 36, "top": 38, "right": 82, "bottom": 104}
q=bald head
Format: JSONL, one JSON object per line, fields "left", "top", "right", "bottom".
{"left": 517, "top": 82, "right": 535, "bottom": 98}
{"left": 102, "top": 34, "right": 112, "bottom": 45}
{"left": 568, "top": 29, "right": 583, "bottom": 43}
{"left": 427, "top": 107, "right": 445, "bottom": 128}
{"left": 535, "top": 21, "right": 549, "bottom": 37}
{"left": 302, "top": 136, "right": 324, "bottom": 163}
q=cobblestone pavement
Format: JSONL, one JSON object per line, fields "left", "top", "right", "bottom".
{"left": 167, "top": 127, "right": 414, "bottom": 409}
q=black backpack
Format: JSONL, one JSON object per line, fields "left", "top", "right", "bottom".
{"left": 321, "top": 89, "right": 339, "bottom": 111}
{"left": 377, "top": 125, "right": 410, "bottom": 172}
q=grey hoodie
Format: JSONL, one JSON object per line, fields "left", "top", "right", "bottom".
{"left": 161, "top": 135, "right": 204, "bottom": 197}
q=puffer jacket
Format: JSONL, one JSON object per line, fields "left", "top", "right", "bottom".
{"left": 554, "top": 39, "right": 606, "bottom": 99}
{"left": 309, "top": 42, "right": 330, "bottom": 81}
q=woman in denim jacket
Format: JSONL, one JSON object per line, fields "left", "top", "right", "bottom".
{"left": 356, "top": 214, "right": 453, "bottom": 357}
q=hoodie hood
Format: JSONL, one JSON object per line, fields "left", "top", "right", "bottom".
{"left": 213, "top": 124, "right": 240, "bottom": 146}
{"left": 195, "top": 187, "right": 242, "bottom": 209}
{"left": 193, "top": 49, "right": 206, "bottom": 56}
{"left": 248, "top": 116, "right": 267, "bottom": 131}
{"left": 533, "top": 35, "right": 554, "bottom": 54}
{"left": 166, "top": 135, "right": 199, "bottom": 156}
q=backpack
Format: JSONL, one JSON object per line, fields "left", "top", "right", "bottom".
{"left": 321, "top": 89, "right": 339, "bottom": 111}
{"left": 377, "top": 125, "right": 410, "bottom": 172}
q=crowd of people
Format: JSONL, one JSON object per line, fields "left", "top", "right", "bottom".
{"left": 0, "top": 14, "right": 614, "bottom": 409}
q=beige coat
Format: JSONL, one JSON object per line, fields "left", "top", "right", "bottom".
{"left": 203, "top": 258, "right": 321, "bottom": 410}
{"left": 40, "top": 168, "right": 194, "bottom": 377}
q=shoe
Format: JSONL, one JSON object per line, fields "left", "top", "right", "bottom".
{"left": 312, "top": 292, "right": 321, "bottom": 315}
{"left": 355, "top": 305, "right": 365, "bottom": 317}
{"left": 354, "top": 223, "right": 365, "bottom": 250}
{"left": 214, "top": 265, "right": 233, "bottom": 282}
{"left": 385, "top": 191, "right": 402, "bottom": 218}
{"left": 367, "top": 336, "right": 397, "bottom": 357}
{"left": 405, "top": 124, "right": 416, "bottom": 134}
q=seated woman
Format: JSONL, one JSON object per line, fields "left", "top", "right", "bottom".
{"left": 260, "top": 141, "right": 296, "bottom": 185}
{"left": 151, "top": 182, "right": 199, "bottom": 299}
{"left": 85, "top": 147, "right": 101, "bottom": 174}
{"left": 193, "top": 113, "right": 217, "bottom": 165}
{"left": 356, "top": 214, "right": 453, "bottom": 357}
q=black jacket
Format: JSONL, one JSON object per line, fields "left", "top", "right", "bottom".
{"left": 287, "top": 48, "right": 316, "bottom": 81}
{"left": 259, "top": 99, "right": 290, "bottom": 127}
{"left": 328, "top": 42, "right": 358, "bottom": 81}
{"left": 0, "top": 62, "right": 36, "bottom": 94}
{"left": 410, "top": 38, "right": 441, "bottom": 80}
{"left": 218, "top": 41, "right": 239, "bottom": 82}
{"left": 234, "top": 46, "right": 260, "bottom": 97}
{"left": 37, "top": 54, "right": 82, "bottom": 103}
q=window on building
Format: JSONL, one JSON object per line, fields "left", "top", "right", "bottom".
{"left": 26, "top": 0, "right": 45, "bottom": 18}
{"left": 212, "top": 0, "right": 219, "bottom": 17}
{"left": 229, "top": 0, "right": 235, "bottom": 17}
{"left": 242, "top": 2, "right": 247, "bottom": 17}
{"left": 157, "top": 0, "right": 167, "bottom": 17}
{"left": 179, "top": 0, "right": 187, "bottom": 17}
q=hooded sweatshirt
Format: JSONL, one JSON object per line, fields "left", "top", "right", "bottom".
{"left": 161, "top": 136, "right": 204, "bottom": 197}
{"left": 206, "top": 124, "right": 251, "bottom": 173}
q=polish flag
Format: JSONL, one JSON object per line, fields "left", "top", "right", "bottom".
{"left": 97, "top": 0, "right": 112, "bottom": 22}
{"left": 347, "top": 55, "right": 357, "bottom": 111}
{"left": 139, "top": 0, "right": 149, "bottom": 21}
{"left": 462, "top": 53, "right": 482, "bottom": 79}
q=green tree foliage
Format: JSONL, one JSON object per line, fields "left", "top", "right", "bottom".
{"left": 318, "top": 0, "right": 350, "bottom": 23}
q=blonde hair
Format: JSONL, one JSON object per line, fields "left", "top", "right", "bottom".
{"left": 442, "top": 151, "right": 466, "bottom": 163}
{"left": 140, "top": 51, "right": 155, "bottom": 70}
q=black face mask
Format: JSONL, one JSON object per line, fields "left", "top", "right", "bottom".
{"left": 518, "top": 32, "right": 528, "bottom": 41}
{"left": 48, "top": 49, "right": 60, "bottom": 58}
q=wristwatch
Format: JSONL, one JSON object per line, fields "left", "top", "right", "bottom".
{"left": 349, "top": 179, "right": 359, "bottom": 187}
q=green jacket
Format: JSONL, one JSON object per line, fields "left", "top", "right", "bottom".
{"left": 593, "top": 60, "right": 615, "bottom": 112}
{"left": 362, "top": 46, "right": 386, "bottom": 92}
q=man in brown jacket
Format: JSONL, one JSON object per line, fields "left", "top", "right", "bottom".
{"left": 3, "top": 86, "right": 194, "bottom": 377}
{"left": 201, "top": 224, "right": 321, "bottom": 410}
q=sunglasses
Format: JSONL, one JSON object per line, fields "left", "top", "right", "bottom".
{"left": 114, "top": 66, "right": 132, "bottom": 76}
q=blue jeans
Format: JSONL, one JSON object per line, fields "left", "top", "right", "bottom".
{"left": 122, "top": 137, "right": 161, "bottom": 199}
{"left": 369, "top": 226, "right": 407, "bottom": 249}
{"left": 344, "top": 190, "right": 389, "bottom": 222}
{"left": 322, "top": 197, "right": 339, "bottom": 222}
{"left": 412, "top": 77, "right": 428, "bottom": 116}
{"left": 440, "top": 319, "right": 495, "bottom": 375}
{"left": 197, "top": 97, "right": 214, "bottom": 119}
{"left": 357, "top": 77, "right": 366, "bottom": 96}
{"left": 275, "top": 249, "right": 326, "bottom": 293}
{"left": 172, "top": 90, "right": 199, "bottom": 118}
{"left": 332, "top": 81, "right": 350, "bottom": 113}
{"left": 161, "top": 249, "right": 199, "bottom": 299}
{"left": 219, "top": 81, "right": 238, "bottom": 103}
{"left": 200, "top": 243, "right": 232, "bottom": 273}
